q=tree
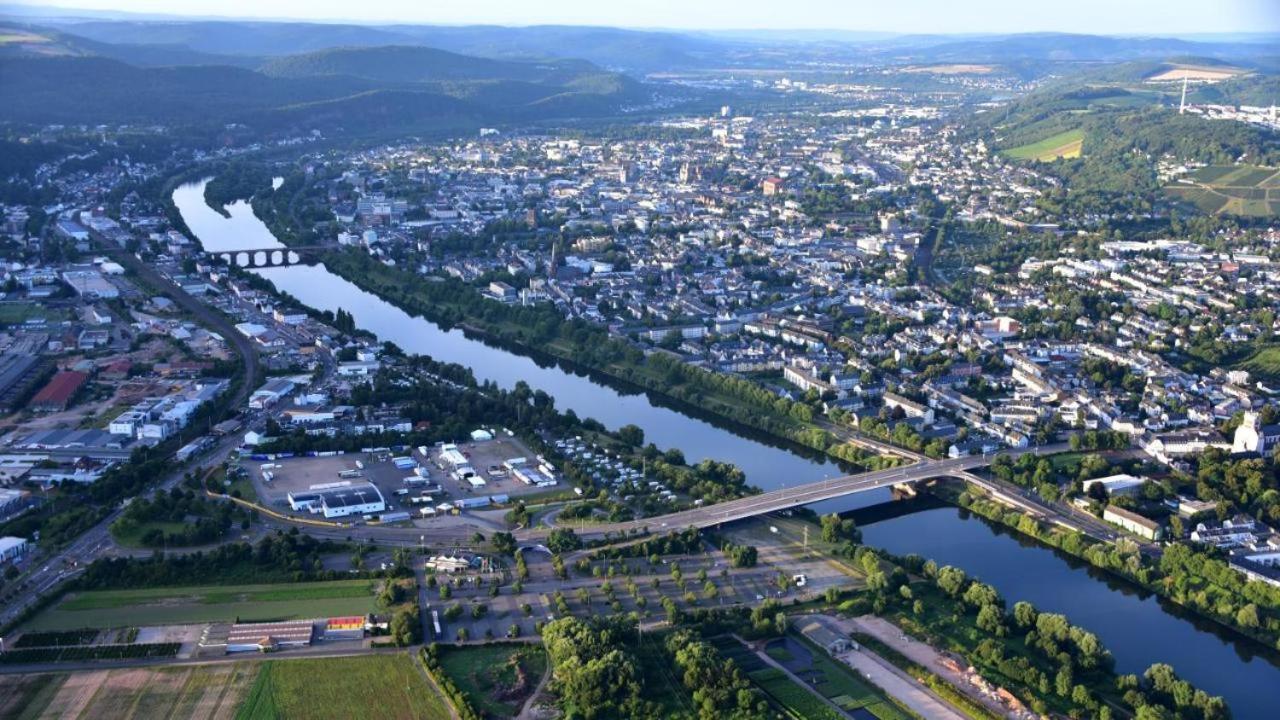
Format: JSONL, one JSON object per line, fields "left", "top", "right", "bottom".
{"left": 492, "top": 531, "right": 516, "bottom": 556}
{"left": 548, "top": 528, "right": 583, "bottom": 554}
{"left": 390, "top": 607, "right": 420, "bottom": 646}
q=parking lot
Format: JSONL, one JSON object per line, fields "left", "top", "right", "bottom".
{"left": 241, "top": 434, "right": 570, "bottom": 528}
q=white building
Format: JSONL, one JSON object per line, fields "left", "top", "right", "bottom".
{"left": 0, "top": 536, "right": 29, "bottom": 563}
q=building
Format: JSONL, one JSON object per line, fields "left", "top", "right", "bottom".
{"left": 0, "top": 353, "right": 47, "bottom": 412}
{"left": 288, "top": 482, "right": 385, "bottom": 519}
{"left": 883, "top": 392, "right": 935, "bottom": 424}
{"left": 226, "top": 620, "right": 314, "bottom": 653}
{"left": 1191, "top": 517, "right": 1262, "bottom": 548}
{"left": 1102, "top": 505, "right": 1164, "bottom": 541}
{"left": 1232, "top": 411, "right": 1280, "bottom": 455}
{"left": 426, "top": 555, "right": 472, "bottom": 573}
{"left": 29, "top": 371, "right": 89, "bottom": 412}
{"left": 1081, "top": 474, "right": 1147, "bottom": 498}
{"left": 0, "top": 536, "right": 29, "bottom": 563}
{"left": 249, "top": 378, "right": 295, "bottom": 410}
{"left": 762, "top": 177, "right": 785, "bottom": 196}
{"left": 61, "top": 269, "right": 118, "bottom": 299}
{"left": 795, "top": 617, "right": 850, "bottom": 655}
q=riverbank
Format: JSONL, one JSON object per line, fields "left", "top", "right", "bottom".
{"left": 318, "top": 248, "right": 902, "bottom": 474}
{"left": 935, "top": 480, "right": 1280, "bottom": 654}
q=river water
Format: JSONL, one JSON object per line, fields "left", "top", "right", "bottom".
{"left": 173, "top": 179, "right": 1280, "bottom": 717}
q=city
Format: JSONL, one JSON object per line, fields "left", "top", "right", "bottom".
{"left": 0, "top": 1, "right": 1278, "bottom": 718}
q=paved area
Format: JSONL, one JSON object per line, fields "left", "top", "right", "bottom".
{"left": 839, "top": 615, "right": 1034, "bottom": 720}
{"left": 837, "top": 647, "right": 966, "bottom": 720}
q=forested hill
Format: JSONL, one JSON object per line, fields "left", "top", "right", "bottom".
{"left": 0, "top": 38, "right": 653, "bottom": 137}
{"left": 258, "top": 45, "right": 608, "bottom": 85}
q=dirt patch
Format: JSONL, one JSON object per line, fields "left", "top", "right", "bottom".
{"left": 1148, "top": 66, "right": 1242, "bottom": 82}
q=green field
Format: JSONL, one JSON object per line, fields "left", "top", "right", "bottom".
{"left": 1166, "top": 164, "right": 1280, "bottom": 217}
{"left": 748, "top": 667, "right": 845, "bottom": 720}
{"left": 235, "top": 654, "right": 450, "bottom": 720}
{"left": 436, "top": 644, "right": 547, "bottom": 718}
{"left": 1003, "top": 128, "right": 1084, "bottom": 161}
{"left": 29, "top": 580, "right": 376, "bottom": 631}
{"left": 0, "top": 302, "right": 69, "bottom": 326}
{"left": 1239, "top": 345, "right": 1280, "bottom": 381}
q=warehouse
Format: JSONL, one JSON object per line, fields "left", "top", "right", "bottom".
{"left": 288, "top": 482, "right": 386, "bottom": 519}
{"left": 30, "top": 371, "right": 89, "bottom": 412}
{"left": 226, "top": 620, "right": 315, "bottom": 653}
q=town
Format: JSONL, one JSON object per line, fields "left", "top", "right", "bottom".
{"left": 0, "top": 5, "right": 1278, "bottom": 720}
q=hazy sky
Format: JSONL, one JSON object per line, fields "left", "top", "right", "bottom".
{"left": 14, "top": 0, "right": 1280, "bottom": 34}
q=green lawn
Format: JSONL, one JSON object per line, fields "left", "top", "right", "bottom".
{"left": 235, "top": 654, "right": 450, "bottom": 720}
{"left": 0, "top": 302, "right": 68, "bottom": 326}
{"left": 1239, "top": 345, "right": 1280, "bottom": 380}
{"left": 30, "top": 580, "right": 376, "bottom": 631}
{"left": 1003, "top": 129, "right": 1084, "bottom": 161}
{"left": 436, "top": 644, "right": 547, "bottom": 718}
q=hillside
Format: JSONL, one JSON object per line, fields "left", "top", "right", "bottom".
{"left": 258, "top": 45, "right": 608, "bottom": 86}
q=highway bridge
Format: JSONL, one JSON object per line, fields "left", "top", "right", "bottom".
{"left": 287, "top": 443, "right": 1071, "bottom": 546}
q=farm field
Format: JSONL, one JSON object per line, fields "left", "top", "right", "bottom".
{"left": 436, "top": 643, "right": 547, "bottom": 718}
{"left": 1003, "top": 128, "right": 1084, "bottom": 161}
{"left": 234, "top": 654, "right": 450, "bottom": 720}
{"left": 1166, "top": 164, "right": 1280, "bottom": 217}
{"left": 27, "top": 580, "right": 376, "bottom": 631}
{"left": 0, "top": 664, "right": 258, "bottom": 720}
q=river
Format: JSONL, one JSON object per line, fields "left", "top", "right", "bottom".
{"left": 172, "top": 178, "right": 1280, "bottom": 717}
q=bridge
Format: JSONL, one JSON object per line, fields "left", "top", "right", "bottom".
{"left": 282, "top": 443, "right": 1071, "bottom": 546}
{"left": 211, "top": 244, "right": 332, "bottom": 269}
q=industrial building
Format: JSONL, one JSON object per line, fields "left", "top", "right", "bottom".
{"left": 0, "top": 536, "right": 30, "bottom": 563}
{"left": 225, "top": 620, "right": 315, "bottom": 653}
{"left": 288, "top": 482, "right": 386, "bottom": 519}
{"left": 30, "top": 371, "right": 90, "bottom": 412}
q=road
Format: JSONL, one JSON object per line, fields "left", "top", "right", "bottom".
{"left": 0, "top": 245, "right": 265, "bottom": 631}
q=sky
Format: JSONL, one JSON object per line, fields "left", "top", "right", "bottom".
{"left": 10, "top": 0, "right": 1280, "bottom": 35}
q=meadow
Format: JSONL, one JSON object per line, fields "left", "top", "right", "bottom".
{"left": 28, "top": 580, "right": 376, "bottom": 631}
{"left": 234, "top": 654, "right": 450, "bottom": 720}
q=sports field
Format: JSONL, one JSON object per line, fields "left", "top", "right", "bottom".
{"left": 1003, "top": 128, "right": 1084, "bottom": 161}
{"left": 28, "top": 580, "right": 376, "bottom": 631}
{"left": 0, "top": 664, "right": 258, "bottom": 720}
{"left": 235, "top": 654, "right": 450, "bottom": 720}
{"left": 1165, "top": 164, "right": 1280, "bottom": 217}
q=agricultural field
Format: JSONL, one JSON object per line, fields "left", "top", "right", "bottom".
{"left": 436, "top": 643, "right": 547, "bottom": 718}
{"left": 27, "top": 580, "right": 376, "bottom": 631}
{"left": 1002, "top": 128, "right": 1084, "bottom": 161}
{"left": 1165, "top": 164, "right": 1280, "bottom": 217}
{"left": 234, "top": 654, "right": 450, "bottom": 720}
{"left": 0, "top": 664, "right": 258, "bottom": 720}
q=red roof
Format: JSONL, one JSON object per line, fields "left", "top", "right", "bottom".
{"left": 31, "top": 371, "right": 89, "bottom": 408}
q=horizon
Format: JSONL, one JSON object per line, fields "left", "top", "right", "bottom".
{"left": 6, "top": 0, "right": 1280, "bottom": 36}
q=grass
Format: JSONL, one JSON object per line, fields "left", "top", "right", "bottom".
{"left": 235, "top": 654, "right": 450, "bottom": 720}
{"left": 0, "top": 664, "right": 258, "bottom": 720}
{"left": 436, "top": 643, "right": 547, "bottom": 718}
{"left": 0, "top": 302, "right": 68, "bottom": 326}
{"left": 1238, "top": 345, "right": 1280, "bottom": 381}
{"left": 1004, "top": 129, "right": 1084, "bottom": 161}
{"left": 29, "top": 580, "right": 376, "bottom": 631}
